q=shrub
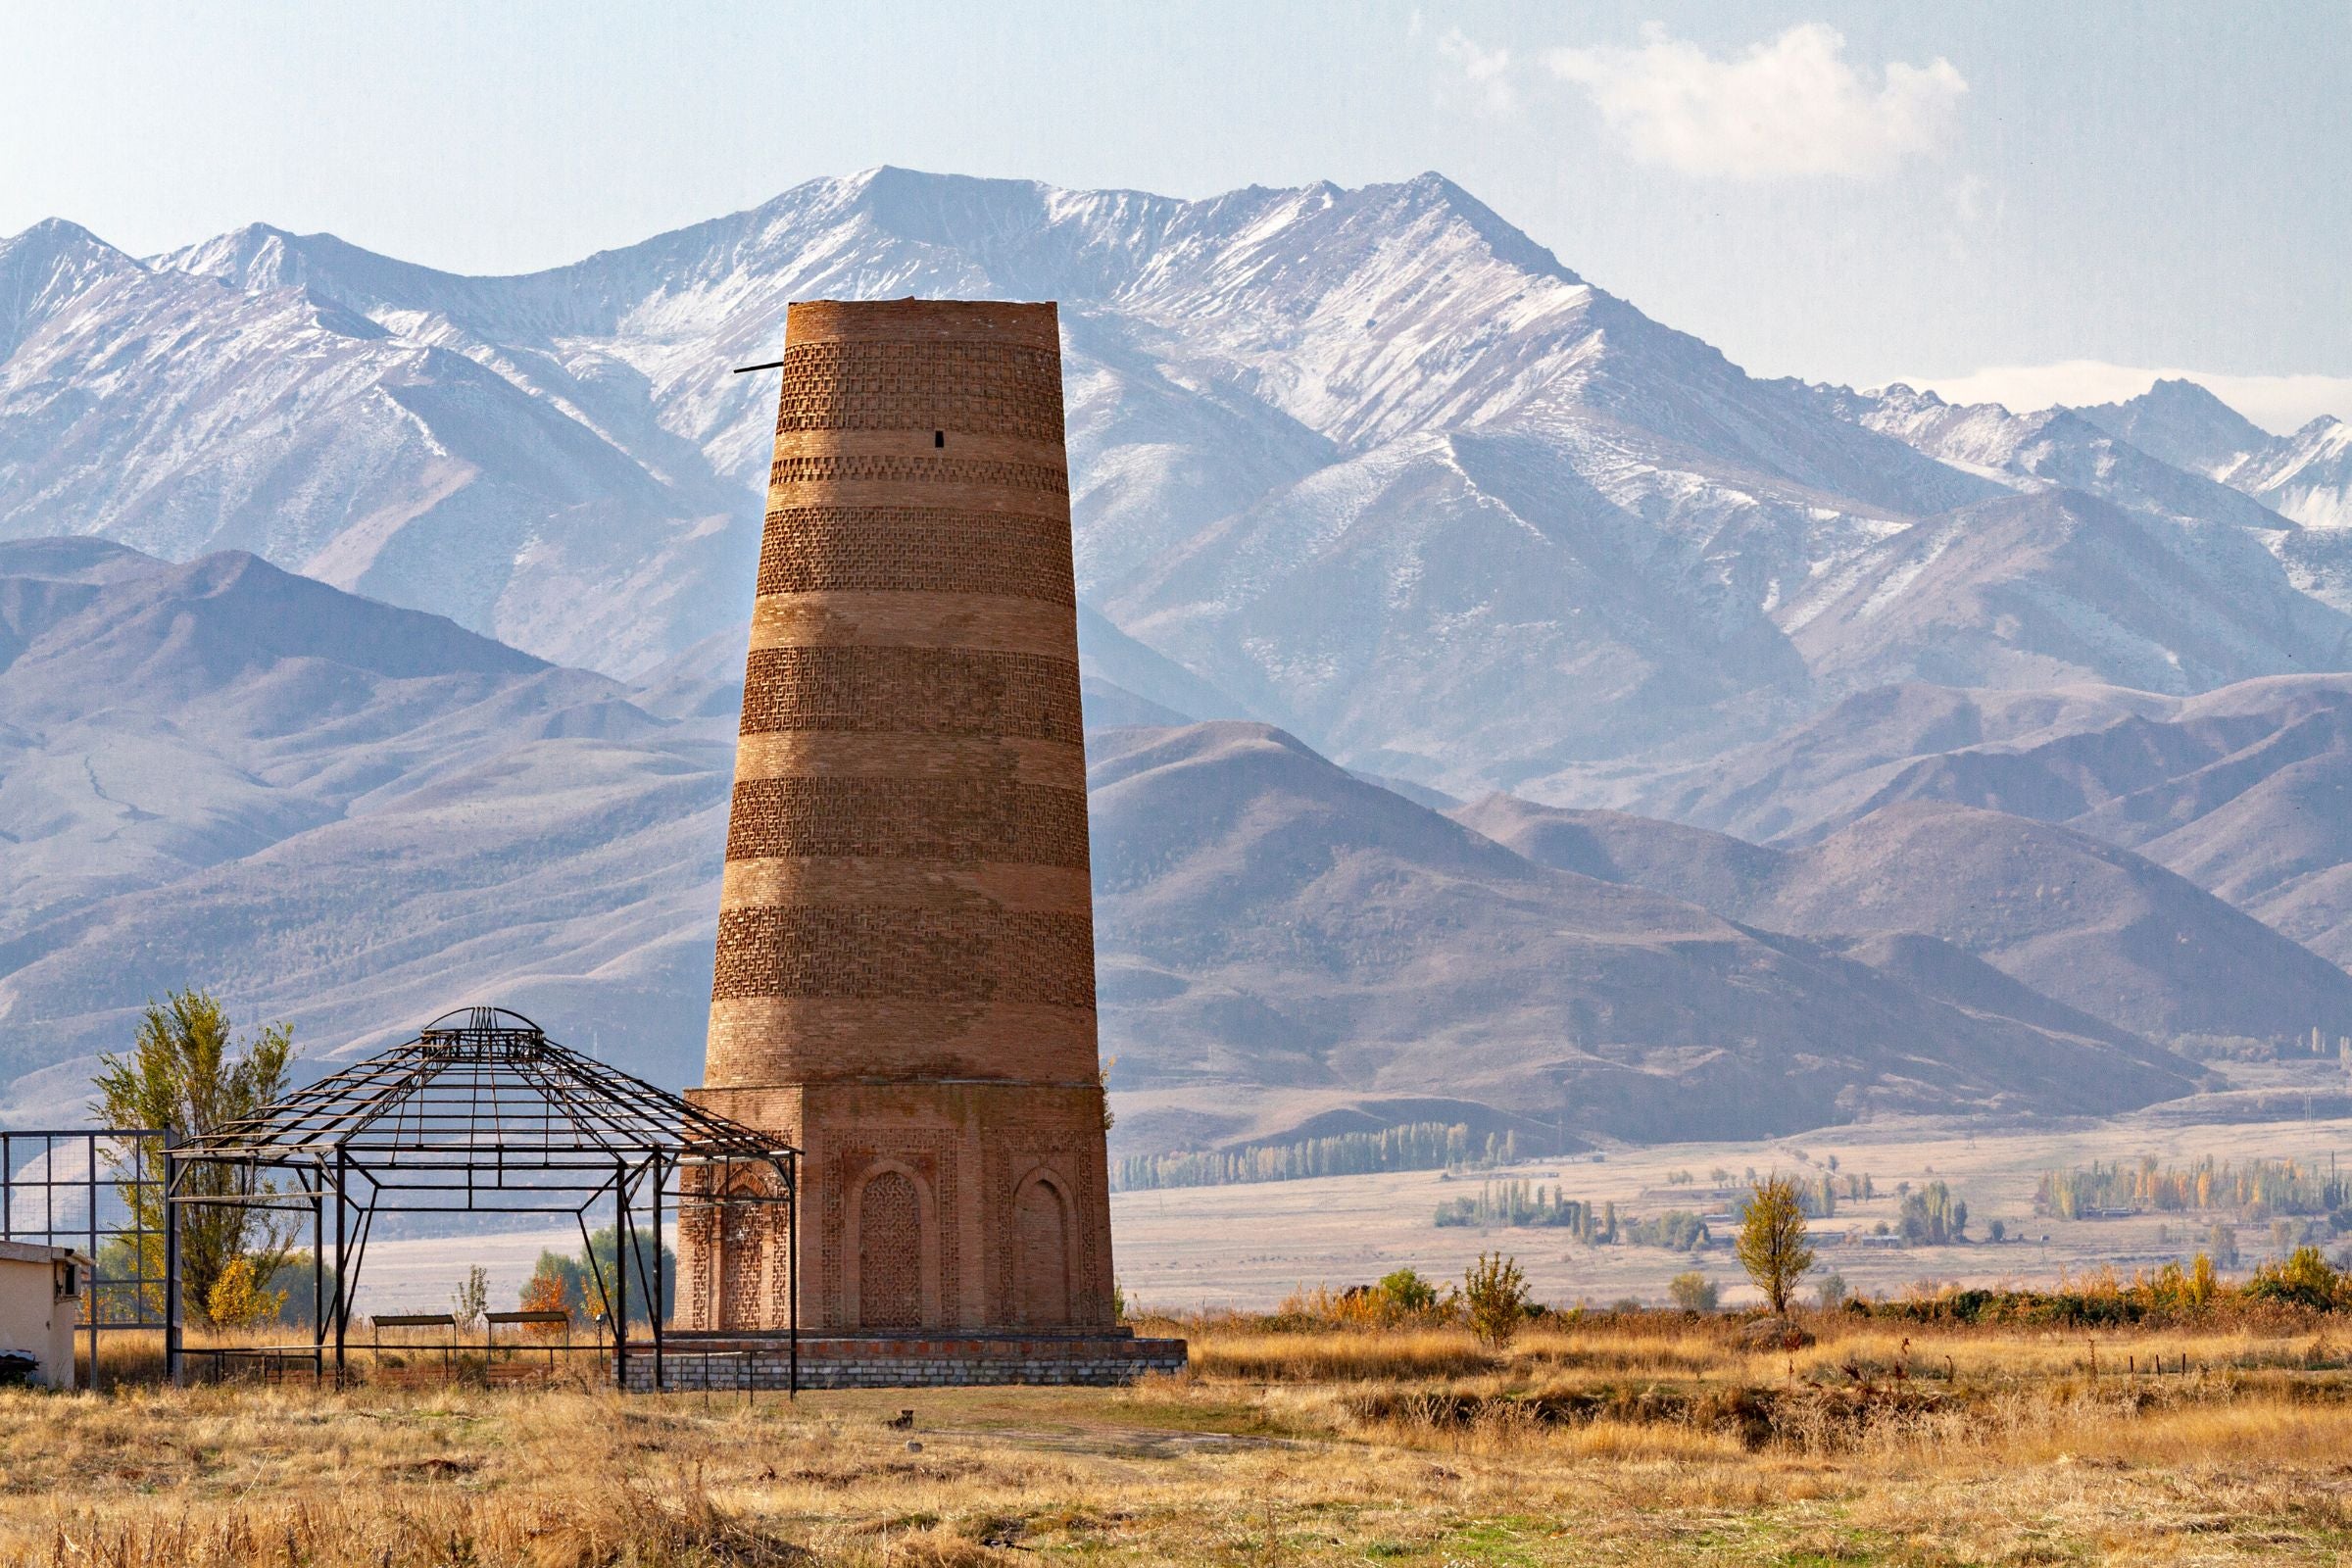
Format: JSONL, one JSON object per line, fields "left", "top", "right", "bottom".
{"left": 516, "top": 1270, "right": 571, "bottom": 1337}
{"left": 452, "top": 1263, "right": 490, "bottom": 1328}
{"left": 2247, "top": 1246, "right": 2344, "bottom": 1310}
{"left": 1667, "top": 1271, "right": 1719, "bottom": 1312}
{"left": 1378, "top": 1267, "right": 1439, "bottom": 1315}
{"left": 204, "top": 1254, "right": 287, "bottom": 1328}
{"left": 519, "top": 1226, "right": 676, "bottom": 1327}
{"left": 1463, "top": 1252, "right": 1530, "bottom": 1347}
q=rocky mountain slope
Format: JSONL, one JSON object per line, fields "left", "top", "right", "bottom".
{"left": 1628, "top": 674, "right": 2352, "bottom": 966}
{"left": 1459, "top": 794, "right": 2352, "bottom": 1043}
{"left": 2080, "top": 379, "right": 2352, "bottom": 532}
{"left": 1088, "top": 722, "right": 2196, "bottom": 1140}
{"left": 0, "top": 539, "right": 729, "bottom": 1105}
{"left": 4, "top": 169, "right": 2347, "bottom": 1150}
{"left": 0, "top": 540, "right": 2222, "bottom": 1144}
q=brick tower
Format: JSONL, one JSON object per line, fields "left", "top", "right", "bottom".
{"left": 684, "top": 298, "right": 1115, "bottom": 1338}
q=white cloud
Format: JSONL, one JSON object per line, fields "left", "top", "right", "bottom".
{"left": 1438, "top": 27, "right": 1517, "bottom": 116}
{"left": 1544, "top": 23, "right": 1966, "bottom": 180}
{"left": 1901, "top": 361, "right": 2352, "bottom": 437}
{"left": 1947, "top": 173, "right": 1988, "bottom": 223}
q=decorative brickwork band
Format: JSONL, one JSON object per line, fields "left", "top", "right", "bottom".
{"left": 768, "top": 454, "right": 1068, "bottom": 495}
{"left": 721, "top": 777, "right": 1089, "bottom": 866}
{"left": 740, "top": 647, "right": 1083, "bottom": 740}
{"left": 711, "top": 907, "right": 1096, "bottom": 1005}
{"left": 775, "top": 341, "right": 1063, "bottom": 442}
{"left": 757, "top": 508, "right": 1077, "bottom": 603}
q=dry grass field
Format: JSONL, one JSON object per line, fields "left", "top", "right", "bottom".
{"left": 12, "top": 1311, "right": 2352, "bottom": 1566}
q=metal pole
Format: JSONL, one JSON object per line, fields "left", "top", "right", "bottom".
{"left": 788, "top": 1153, "right": 799, "bottom": 1399}
{"left": 164, "top": 1151, "right": 181, "bottom": 1388}
{"left": 332, "top": 1148, "right": 348, "bottom": 1387}
{"left": 84, "top": 1133, "right": 98, "bottom": 1393}
{"left": 612, "top": 1164, "right": 628, "bottom": 1393}
{"left": 312, "top": 1156, "right": 325, "bottom": 1385}
{"left": 651, "top": 1154, "right": 664, "bottom": 1394}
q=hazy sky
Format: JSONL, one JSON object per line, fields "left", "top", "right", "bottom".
{"left": 5, "top": 1, "right": 2346, "bottom": 428}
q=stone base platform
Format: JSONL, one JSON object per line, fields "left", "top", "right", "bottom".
{"left": 632, "top": 1328, "right": 1188, "bottom": 1391}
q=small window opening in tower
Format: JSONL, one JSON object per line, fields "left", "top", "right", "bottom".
{"left": 934, "top": 430, "right": 945, "bottom": 448}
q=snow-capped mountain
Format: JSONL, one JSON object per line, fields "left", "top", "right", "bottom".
{"left": 2081, "top": 379, "right": 2352, "bottom": 531}
{"left": 0, "top": 168, "right": 2339, "bottom": 797}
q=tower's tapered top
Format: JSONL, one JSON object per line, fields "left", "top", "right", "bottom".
{"left": 782, "top": 297, "right": 1059, "bottom": 348}
{"left": 704, "top": 293, "right": 1094, "bottom": 1093}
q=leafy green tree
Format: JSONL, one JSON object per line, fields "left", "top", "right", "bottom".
{"left": 94, "top": 990, "right": 295, "bottom": 1325}
{"left": 520, "top": 1225, "right": 676, "bottom": 1325}
{"left": 1737, "top": 1176, "right": 1815, "bottom": 1316}
{"left": 1378, "top": 1267, "right": 1439, "bottom": 1315}
{"left": 1463, "top": 1252, "right": 1530, "bottom": 1347}
{"left": 1667, "top": 1271, "right": 1719, "bottom": 1312}
{"left": 1897, "top": 1181, "right": 1969, "bottom": 1245}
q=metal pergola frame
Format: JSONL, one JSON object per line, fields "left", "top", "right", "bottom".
{"left": 0, "top": 1128, "right": 167, "bottom": 1389}
{"left": 164, "top": 1005, "right": 799, "bottom": 1392}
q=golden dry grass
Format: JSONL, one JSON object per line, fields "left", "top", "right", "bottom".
{"left": 10, "top": 1313, "right": 2352, "bottom": 1565}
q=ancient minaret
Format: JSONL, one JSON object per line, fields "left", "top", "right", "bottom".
{"left": 684, "top": 299, "right": 1112, "bottom": 1335}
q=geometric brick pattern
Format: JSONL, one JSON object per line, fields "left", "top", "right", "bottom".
{"left": 758, "top": 509, "right": 1078, "bottom": 601}
{"left": 711, "top": 907, "right": 1097, "bottom": 1004}
{"left": 856, "top": 1171, "right": 924, "bottom": 1329}
{"left": 768, "top": 454, "right": 1069, "bottom": 495}
{"left": 738, "top": 648, "right": 1083, "bottom": 740}
{"left": 721, "top": 777, "right": 1090, "bottom": 865}
{"left": 688, "top": 297, "right": 1119, "bottom": 1343}
{"left": 775, "top": 340, "right": 1063, "bottom": 442}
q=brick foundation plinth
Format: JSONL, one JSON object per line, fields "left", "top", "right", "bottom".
{"left": 628, "top": 1330, "right": 1187, "bottom": 1391}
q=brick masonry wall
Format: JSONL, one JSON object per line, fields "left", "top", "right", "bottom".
{"left": 687, "top": 298, "right": 1116, "bottom": 1338}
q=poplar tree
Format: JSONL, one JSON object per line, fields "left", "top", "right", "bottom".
{"left": 1737, "top": 1175, "right": 1815, "bottom": 1316}
{"left": 95, "top": 990, "right": 296, "bottom": 1324}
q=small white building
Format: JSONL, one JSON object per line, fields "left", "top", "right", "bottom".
{"left": 0, "top": 1240, "right": 89, "bottom": 1390}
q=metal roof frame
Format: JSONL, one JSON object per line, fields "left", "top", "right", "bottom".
{"left": 163, "top": 1006, "right": 799, "bottom": 1393}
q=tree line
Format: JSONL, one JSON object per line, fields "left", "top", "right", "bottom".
{"left": 2037, "top": 1154, "right": 2351, "bottom": 1221}
{"left": 1113, "top": 1122, "right": 1544, "bottom": 1191}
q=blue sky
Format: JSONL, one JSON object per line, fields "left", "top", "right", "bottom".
{"left": 5, "top": 1, "right": 2345, "bottom": 428}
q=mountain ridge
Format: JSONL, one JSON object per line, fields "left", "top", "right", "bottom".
{"left": 11, "top": 166, "right": 2251, "bottom": 791}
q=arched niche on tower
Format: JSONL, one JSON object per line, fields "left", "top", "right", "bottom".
{"left": 1009, "top": 1165, "right": 1076, "bottom": 1327}
{"left": 844, "top": 1158, "right": 940, "bottom": 1330}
